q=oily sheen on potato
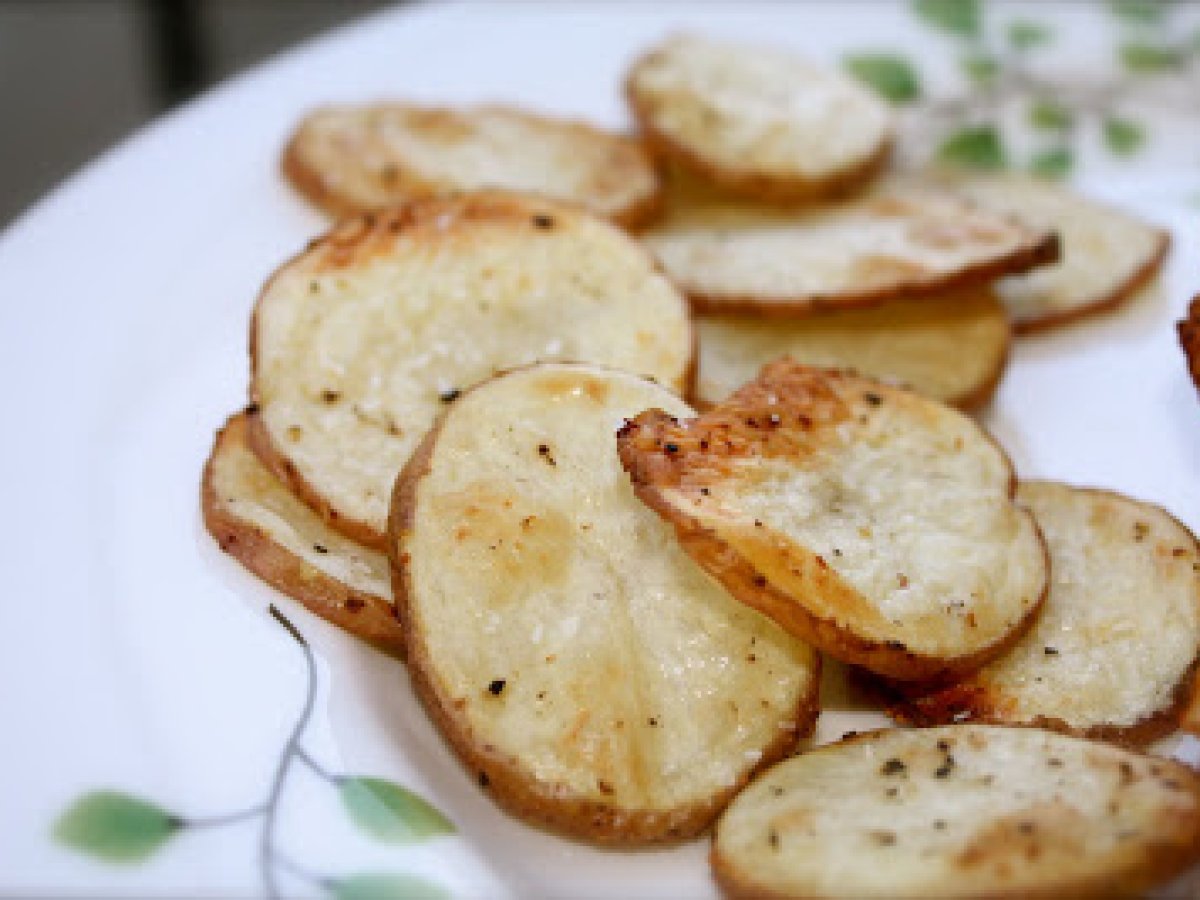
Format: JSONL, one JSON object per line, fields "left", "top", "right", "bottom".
{"left": 951, "top": 174, "right": 1169, "bottom": 332}
{"left": 283, "top": 103, "right": 662, "bottom": 227}
{"left": 627, "top": 33, "right": 892, "bottom": 201}
{"left": 202, "top": 413, "right": 401, "bottom": 653}
{"left": 249, "top": 191, "right": 693, "bottom": 548}
{"left": 712, "top": 725, "right": 1200, "bottom": 899}
{"left": 617, "top": 361, "right": 1047, "bottom": 680}
{"left": 694, "top": 287, "right": 1010, "bottom": 410}
{"left": 883, "top": 481, "right": 1200, "bottom": 744}
{"left": 642, "top": 176, "right": 1058, "bottom": 315}
{"left": 389, "top": 363, "right": 820, "bottom": 845}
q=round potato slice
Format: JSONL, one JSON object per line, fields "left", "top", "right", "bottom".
{"left": 617, "top": 360, "right": 1048, "bottom": 681}
{"left": 950, "top": 174, "right": 1169, "bottom": 333}
{"left": 712, "top": 724, "right": 1200, "bottom": 900}
{"left": 882, "top": 482, "right": 1200, "bottom": 744}
{"left": 390, "top": 363, "right": 820, "bottom": 845}
{"left": 283, "top": 103, "right": 662, "bottom": 228}
{"left": 695, "top": 287, "right": 1010, "bottom": 410}
{"left": 249, "top": 191, "right": 694, "bottom": 549}
{"left": 201, "top": 413, "right": 401, "bottom": 653}
{"left": 642, "top": 176, "right": 1058, "bottom": 316}
{"left": 627, "top": 33, "right": 892, "bottom": 202}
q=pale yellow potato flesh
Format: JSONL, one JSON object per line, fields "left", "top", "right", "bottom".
{"left": 695, "top": 287, "right": 1009, "bottom": 409}
{"left": 714, "top": 725, "right": 1200, "bottom": 899}
{"left": 394, "top": 363, "right": 819, "bottom": 844}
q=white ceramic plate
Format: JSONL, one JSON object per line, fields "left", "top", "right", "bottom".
{"left": 2, "top": 1, "right": 1199, "bottom": 897}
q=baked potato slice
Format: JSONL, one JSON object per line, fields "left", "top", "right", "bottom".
{"left": 951, "top": 174, "right": 1169, "bottom": 333}
{"left": 642, "top": 174, "right": 1058, "bottom": 316}
{"left": 712, "top": 724, "right": 1200, "bottom": 899}
{"left": 201, "top": 412, "right": 401, "bottom": 653}
{"left": 617, "top": 360, "right": 1047, "bottom": 681}
{"left": 881, "top": 482, "right": 1200, "bottom": 745}
{"left": 626, "top": 33, "right": 892, "bottom": 202}
{"left": 1180, "top": 295, "right": 1200, "bottom": 394}
{"left": 283, "top": 103, "right": 662, "bottom": 228}
{"left": 250, "top": 191, "right": 694, "bottom": 549}
{"left": 390, "top": 363, "right": 820, "bottom": 845}
{"left": 694, "top": 286, "right": 1010, "bottom": 410}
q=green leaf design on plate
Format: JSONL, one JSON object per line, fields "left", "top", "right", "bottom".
{"left": 937, "top": 125, "right": 1006, "bottom": 170}
{"left": 960, "top": 53, "right": 999, "bottom": 85}
{"left": 340, "top": 778, "right": 455, "bottom": 843}
{"left": 54, "top": 791, "right": 181, "bottom": 863}
{"left": 329, "top": 873, "right": 451, "bottom": 900}
{"left": 1109, "top": 0, "right": 1166, "bottom": 24}
{"left": 1007, "top": 20, "right": 1052, "bottom": 50}
{"left": 914, "top": 0, "right": 981, "bottom": 38}
{"left": 1029, "top": 147, "right": 1073, "bottom": 179}
{"left": 1120, "top": 41, "right": 1184, "bottom": 71}
{"left": 844, "top": 54, "right": 921, "bottom": 103}
{"left": 1029, "top": 99, "right": 1072, "bottom": 131}
{"left": 1103, "top": 117, "right": 1146, "bottom": 155}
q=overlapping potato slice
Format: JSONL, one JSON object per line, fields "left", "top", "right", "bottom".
{"left": 1180, "top": 296, "right": 1200, "bottom": 394}
{"left": 249, "top": 191, "right": 693, "bottom": 549}
{"left": 284, "top": 103, "right": 662, "bottom": 227}
{"left": 712, "top": 725, "right": 1200, "bottom": 899}
{"left": 694, "top": 287, "right": 1010, "bottom": 410}
{"left": 951, "top": 174, "right": 1169, "bottom": 332}
{"left": 390, "top": 363, "right": 820, "bottom": 845}
{"left": 202, "top": 413, "right": 401, "bottom": 653}
{"left": 882, "top": 482, "right": 1200, "bottom": 744}
{"left": 626, "top": 33, "right": 892, "bottom": 202}
{"left": 642, "top": 176, "right": 1058, "bottom": 315}
{"left": 617, "top": 361, "right": 1047, "bottom": 681}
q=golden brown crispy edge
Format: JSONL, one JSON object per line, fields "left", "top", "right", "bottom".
{"left": 624, "top": 42, "right": 893, "bottom": 206}
{"left": 709, "top": 727, "right": 1200, "bottom": 900}
{"left": 871, "top": 484, "right": 1200, "bottom": 747}
{"left": 201, "top": 412, "right": 404, "bottom": 656}
{"left": 1014, "top": 227, "right": 1170, "bottom": 335}
{"left": 1179, "top": 295, "right": 1200, "bottom": 395}
{"left": 247, "top": 191, "right": 696, "bottom": 550}
{"left": 677, "top": 231, "right": 1060, "bottom": 319}
{"left": 386, "top": 365, "right": 820, "bottom": 846}
{"left": 617, "top": 363, "right": 1047, "bottom": 681}
{"left": 282, "top": 103, "right": 666, "bottom": 231}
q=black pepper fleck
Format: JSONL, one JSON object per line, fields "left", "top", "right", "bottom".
{"left": 1044, "top": 646, "right": 1059, "bottom": 656}
{"left": 313, "top": 543, "right": 329, "bottom": 554}
{"left": 532, "top": 214, "right": 555, "bottom": 229}
{"left": 881, "top": 758, "right": 907, "bottom": 776}
{"left": 488, "top": 679, "right": 506, "bottom": 696}
{"left": 439, "top": 387, "right": 461, "bottom": 403}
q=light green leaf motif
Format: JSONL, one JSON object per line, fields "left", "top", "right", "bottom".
{"left": 938, "top": 125, "right": 1006, "bottom": 170}
{"left": 914, "top": 0, "right": 981, "bottom": 38}
{"left": 1120, "top": 42, "right": 1184, "bottom": 72}
{"left": 340, "top": 777, "right": 455, "bottom": 843}
{"left": 1103, "top": 117, "right": 1145, "bottom": 155}
{"left": 960, "top": 54, "right": 999, "bottom": 85}
{"left": 1029, "top": 147, "right": 1073, "bottom": 179}
{"left": 1109, "top": 0, "right": 1167, "bottom": 24}
{"left": 330, "top": 873, "right": 451, "bottom": 900}
{"left": 54, "top": 791, "right": 180, "bottom": 863}
{"left": 1007, "top": 21, "right": 1052, "bottom": 50}
{"left": 1029, "top": 99, "right": 1072, "bottom": 131}
{"left": 844, "top": 54, "right": 921, "bottom": 103}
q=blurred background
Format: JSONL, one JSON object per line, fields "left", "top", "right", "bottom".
{"left": 0, "top": 0, "right": 397, "bottom": 229}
